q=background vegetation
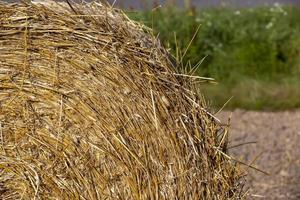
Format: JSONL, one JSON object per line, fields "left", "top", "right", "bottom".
{"left": 129, "top": 5, "right": 300, "bottom": 110}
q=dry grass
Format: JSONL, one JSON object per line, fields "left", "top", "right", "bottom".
{"left": 0, "top": 1, "right": 243, "bottom": 199}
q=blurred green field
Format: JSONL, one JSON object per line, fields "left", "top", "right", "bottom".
{"left": 129, "top": 5, "right": 300, "bottom": 110}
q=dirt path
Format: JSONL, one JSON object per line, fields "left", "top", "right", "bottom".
{"left": 217, "top": 110, "right": 300, "bottom": 200}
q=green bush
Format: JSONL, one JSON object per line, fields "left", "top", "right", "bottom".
{"left": 129, "top": 5, "right": 300, "bottom": 110}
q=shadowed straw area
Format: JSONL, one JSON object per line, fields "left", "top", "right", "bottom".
{"left": 0, "top": 1, "right": 243, "bottom": 199}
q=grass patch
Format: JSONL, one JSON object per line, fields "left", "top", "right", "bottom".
{"left": 203, "top": 78, "right": 300, "bottom": 110}
{"left": 129, "top": 5, "right": 300, "bottom": 110}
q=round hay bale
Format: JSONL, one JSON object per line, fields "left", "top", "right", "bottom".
{"left": 0, "top": 1, "right": 243, "bottom": 199}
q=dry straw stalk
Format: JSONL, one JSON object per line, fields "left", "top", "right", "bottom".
{"left": 0, "top": 0, "right": 243, "bottom": 199}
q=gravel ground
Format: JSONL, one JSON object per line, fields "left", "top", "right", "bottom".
{"left": 217, "top": 110, "right": 300, "bottom": 200}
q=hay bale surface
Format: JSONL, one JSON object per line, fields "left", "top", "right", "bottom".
{"left": 0, "top": 1, "right": 242, "bottom": 199}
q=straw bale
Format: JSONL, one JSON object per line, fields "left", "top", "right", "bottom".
{"left": 0, "top": 1, "right": 243, "bottom": 199}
